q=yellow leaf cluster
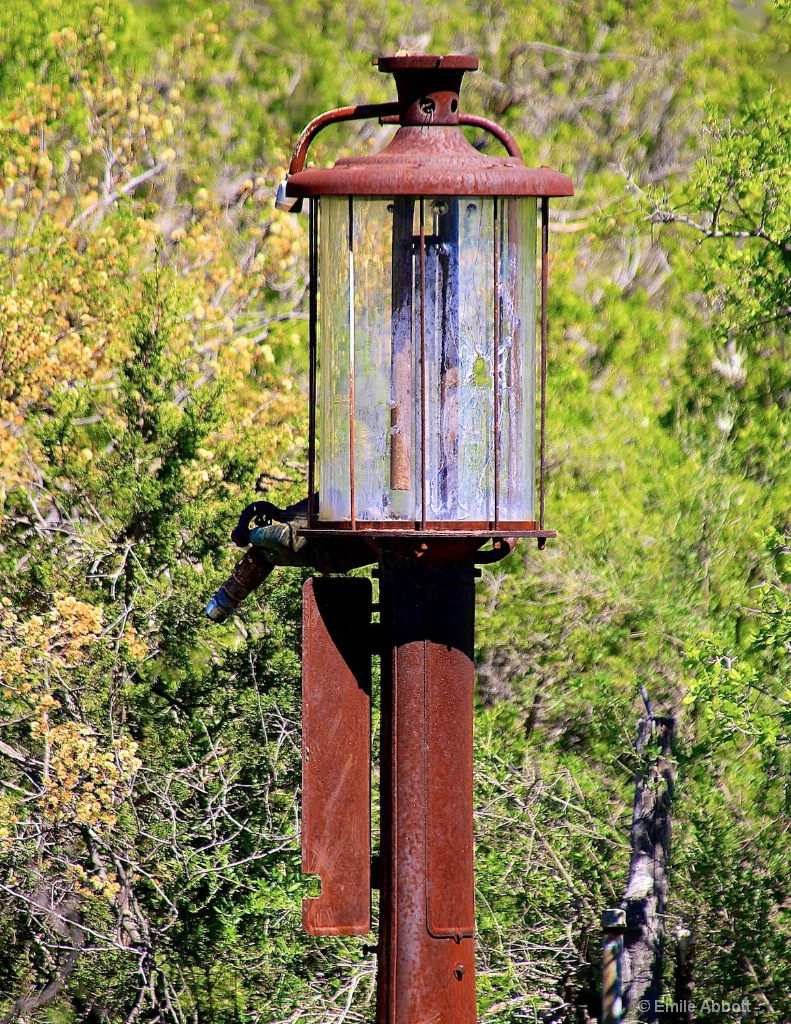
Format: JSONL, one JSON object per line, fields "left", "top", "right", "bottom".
{"left": 38, "top": 722, "right": 141, "bottom": 827}
{"left": 0, "top": 282, "right": 110, "bottom": 493}
{"left": 0, "top": 594, "right": 141, "bottom": 866}
{"left": 66, "top": 861, "right": 122, "bottom": 902}
{"left": 0, "top": 593, "right": 103, "bottom": 684}
{"left": 1, "top": 15, "right": 309, "bottom": 508}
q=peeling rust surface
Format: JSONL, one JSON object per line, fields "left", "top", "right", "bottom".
{"left": 425, "top": 578, "right": 475, "bottom": 939}
{"left": 376, "top": 557, "right": 477, "bottom": 1024}
{"left": 302, "top": 577, "right": 372, "bottom": 936}
{"left": 288, "top": 125, "right": 573, "bottom": 197}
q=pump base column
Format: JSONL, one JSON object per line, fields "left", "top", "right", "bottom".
{"left": 376, "top": 553, "right": 478, "bottom": 1024}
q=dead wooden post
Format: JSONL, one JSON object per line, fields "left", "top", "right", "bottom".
{"left": 671, "top": 926, "right": 696, "bottom": 1023}
{"left": 621, "top": 714, "right": 675, "bottom": 1021}
{"left": 602, "top": 908, "right": 626, "bottom": 1024}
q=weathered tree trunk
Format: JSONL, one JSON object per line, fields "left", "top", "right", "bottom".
{"left": 1, "top": 889, "right": 84, "bottom": 1024}
{"left": 671, "top": 926, "right": 696, "bottom": 1022}
{"left": 621, "top": 716, "right": 675, "bottom": 1022}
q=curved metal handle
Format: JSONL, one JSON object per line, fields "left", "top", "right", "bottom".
{"left": 277, "top": 104, "right": 522, "bottom": 211}
{"left": 288, "top": 102, "right": 400, "bottom": 176}
{"left": 458, "top": 114, "right": 522, "bottom": 160}
{"left": 277, "top": 102, "right": 399, "bottom": 211}
{"left": 474, "top": 538, "right": 515, "bottom": 564}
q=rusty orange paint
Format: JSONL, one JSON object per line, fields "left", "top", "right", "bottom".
{"left": 302, "top": 576, "right": 372, "bottom": 936}
{"left": 425, "top": 590, "right": 475, "bottom": 940}
{"left": 376, "top": 558, "right": 477, "bottom": 1024}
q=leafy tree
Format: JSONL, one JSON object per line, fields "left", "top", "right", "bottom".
{"left": 2, "top": 0, "right": 791, "bottom": 1021}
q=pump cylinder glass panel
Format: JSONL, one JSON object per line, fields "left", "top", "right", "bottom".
{"left": 314, "top": 195, "right": 537, "bottom": 528}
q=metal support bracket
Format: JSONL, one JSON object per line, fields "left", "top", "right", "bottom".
{"left": 302, "top": 576, "right": 373, "bottom": 935}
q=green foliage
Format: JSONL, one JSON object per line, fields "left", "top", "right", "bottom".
{"left": 651, "top": 93, "right": 791, "bottom": 508}
{"left": 1, "top": 0, "right": 791, "bottom": 1021}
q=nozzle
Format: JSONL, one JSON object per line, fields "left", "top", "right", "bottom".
{"left": 205, "top": 588, "right": 238, "bottom": 623}
{"left": 204, "top": 549, "right": 275, "bottom": 623}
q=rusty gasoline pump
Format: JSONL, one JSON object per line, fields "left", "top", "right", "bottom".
{"left": 206, "top": 54, "right": 572, "bottom": 1024}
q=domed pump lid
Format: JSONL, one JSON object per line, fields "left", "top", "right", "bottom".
{"left": 281, "top": 54, "right": 574, "bottom": 201}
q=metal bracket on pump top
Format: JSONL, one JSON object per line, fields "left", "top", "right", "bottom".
{"left": 301, "top": 577, "right": 373, "bottom": 936}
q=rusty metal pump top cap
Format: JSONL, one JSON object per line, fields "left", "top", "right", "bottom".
{"left": 375, "top": 53, "right": 479, "bottom": 127}
{"left": 285, "top": 54, "right": 574, "bottom": 199}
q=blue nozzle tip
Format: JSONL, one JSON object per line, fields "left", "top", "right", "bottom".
{"left": 205, "top": 589, "right": 237, "bottom": 623}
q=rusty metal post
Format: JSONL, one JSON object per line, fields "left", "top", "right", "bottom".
{"left": 376, "top": 551, "right": 478, "bottom": 1024}
{"left": 602, "top": 908, "right": 626, "bottom": 1024}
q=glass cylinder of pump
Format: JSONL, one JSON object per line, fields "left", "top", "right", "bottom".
{"left": 316, "top": 195, "right": 537, "bottom": 527}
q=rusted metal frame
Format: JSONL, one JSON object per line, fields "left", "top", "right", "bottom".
{"left": 388, "top": 620, "right": 399, "bottom": 1019}
{"left": 290, "top": 161, "right": 575, "bottom": 199}
{"left": 288, "top": 102, "right": 399, "bottom": 177}
{"left": 348, "top": 195, "right": 356, "bottom": 529}
{"left": 308, "top": 199, "right": 318, "bottom": 528}
{"left": 375, "top": 553, "right": 399, "bottom": 1022}
{"left": 299, "top": 526, "right": 556, "bottom": 539}
{"left": 377, "top": 55, "right": 476, "bottom": 128}
{"left": 419, "top": 198, "right": 427, "bottom": 531}
{"left": 493, "top": 198, "right": 500, "bottom": 529}
{"left": 375, "top": 53, "right": 479, "bottom": 72}
{"left": 286, "top": 61, "right": 574, "bottom": 201}
{"left": 422, "top": 216, "right": 438, "bottom": 516}
{"left": 540, "top": 197, "right": 549, "bottom": 534}
{"left": 303, "top": 520, "right": 541, "bottom": 531}
{"left": 375, "top": 557, "right": 477, "bottom": 1023}
{"left": 422, "top": 568, "right": 475, "bottom": 941}
{"left": 299, "top": 520, "right": 540, "bottom": 528}
{"left": 302, "top": 578, "right": 372, "bottom": 936}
